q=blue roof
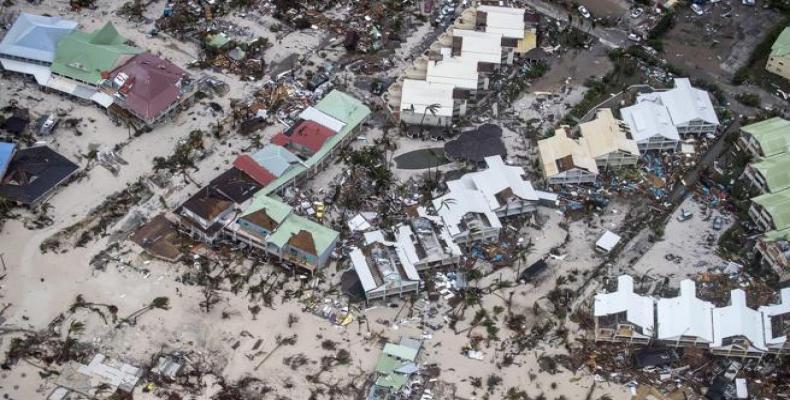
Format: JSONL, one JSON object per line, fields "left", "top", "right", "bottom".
{"left": 251, "top": 144, "right": 303, "bottom": 177}
{"left": 0, "top": 13, "right": 78, "bottom": 63}
{"left": 0, "top": 142, "right": 16, "bottom": 178}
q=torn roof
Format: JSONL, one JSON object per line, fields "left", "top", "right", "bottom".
{"left": 266, "top": 213, "right": 338, "bottom": 256}
{"left": 759, "top": 288, "right": 790, "bottom": 346}
{"left": 0, "top": 12, "right": 78, "bottom": 63}
{"left": 446, "top": 155, "right": 537, "bottom": 211}
{"left": 537, "top": 128, "right": 599, "bottom": 178}
{"left": 637, "top": 78, "right": 719, "bottom": 127}
{"left": 711, "top": 289, "right": 766, "bottom": 351}
{"left": 107, "top": 52, "right": 188, "bottom": 122}
{"left": 0, "top": 145, "right": 79, "bottom": 205}
{"left": 250, "top": 144, "right": 304, "bottom": 177}
{"left": 578, "top": 109, "right": 639, "bottom": 158}
{"left": 656, "top": 280, "right": 715, "bottom": 343}
{"left": 593, "top": 275, "right": 655, "bottom": 335}
{"left": 271, "top": 119, "right": 336, "bottom": 155}
{"left": 620, "top": 101, "right": 680, "bottom": 143}
{"left": 431, "top": 187, "right": 502, "bottom": 237}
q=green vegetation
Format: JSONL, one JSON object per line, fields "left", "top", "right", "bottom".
{"left": 735, "top": 93, "right": 762, "bottom": 108}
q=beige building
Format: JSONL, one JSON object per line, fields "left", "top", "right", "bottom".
{"left": 767, "top": 27, "right": 790, "bottom": 81}
{"left": 538, "top": 109, "right": 639, "bottom": 185}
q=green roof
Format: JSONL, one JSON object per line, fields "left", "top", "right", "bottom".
{"left": 51, "top": 22, "right": 141, "bottom": 84}
{"left": 241, "top": 195, "right": 292, "bottom": 222}
{"left": 382, "top": 343, "right": 418, "bottom": 361}
{"left": 375, "top": 353, "right": 400, "bottom": 374}
{"left": 750, "top": 153, "right": 790, "bottom": 193}
{"left": 753, "top": 189, "right": 790, "bottom": 231}
{"left": 306, "top": 90, "right": 371, "bottom": 168}
{"left": 267, "top": 213, "right": 338, "bottom": 255}
{"left": 772, "top": 27, "right": 790, "bottom": 58}
{"left": 207, "top": 32, "right": 230, "bottom": 48}
{"left": 742, "top": 117, "right": 790, "bottom": 157}
{"left": 763, "top": 227, "right": 790, "bottom": 243}
{"left": 375, "top": 372, "right": 409, "bottom": 389}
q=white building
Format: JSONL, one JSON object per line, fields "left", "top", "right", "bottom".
{"left": 656, "top": 280, "right": 715, "bottom": 347}
{"left": 636, "top": 78, "right": 719, "bottom": 137}
{"left": 349, "top": 231, "right": 422, "bottom": 302}
{"left": 451, "top": 29, "right": 507, "bottom": 65}
{"left": 399, "top": 79, "right": 462, "bottom": 127}
{"left": 593, "top": 275, "right": 655, "bottom": 344}
{"left": 620, "top": 101, "right": 681, "bottom": 152}
{"left": 711, "top": 289, "right": 766, "bottom": 358}
{"left": 428, "top": 187, "right": 502, "bottom": 244}
{"left": 395, "top": 217, "right": 462, "bottom": 271}
{"left": 758, "top": 287, "right": 790, "bottom": 355}
{"left": 446, "top": 155, "right": 538, "bottom": 218}
{"left": 426, "top": 48, "right": 484, "bottom": 91}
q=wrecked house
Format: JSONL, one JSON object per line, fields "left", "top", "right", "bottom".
{"left": 538, "top": 108, "right": 641, "bottom": 186}
{"left": 51, "top": 353, "right": 142, "bottom": 399}
{"left": 0, "top": 145, "right": 79, "bottom": 206}
{"left": 656, "top": 279, "right": 715, "bottom": 348}
{"left": 711, "top": 289, "right": 766, "bottom": 358}
{"left": 229, "top": 195, "right": 338, "bottom": 271}
{"left": 348, "top": 232, "right": 422, "bottom": 302}
{"left": 620, "top": 100, "right": 681, "bottom": 153}
{"left": 759, "top": 288, "right": 790, "bottom": 355}
{"left": 593, "top": 275, "right": 654, "bottom": 344}
{"left": 102, "top": 52, "right": 197, "bottom": 127}
{"left": 394, "top": 216, "right": 462, "bottom": 271}
{"left": 755, "top": 228, "right": 790, "bottom": 275}
{"left": 635, "top": 78, "right": 719, "bottom": 138}
{"left": 737, "top": 117, "right": 790, "bottom": 159}
{"left": 422, "top": 155, "right": 538, "bottom": 245}
{"left": 369, "top": 340, "right": 421, "bottom": 400}
{"left": 177, "top": 167, "right": 261, "bottom": 242}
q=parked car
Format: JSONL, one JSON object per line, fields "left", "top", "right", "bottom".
{"left": 712, "top": 216, "right": 723, "bottom": 231}
{"left": 677, "top": 209, "right": 693, "bottom": 222}
{"left": 628, "top": 33, "right": 642, "bottom": 42}
{"left": 630, "top": 7, "right": 644, "bottom": 18}
{"left": 690, "top": 3, "right": 704, "bottom": 15}
{"left": 578, "top": 5, "right": 591, "bottom": 19}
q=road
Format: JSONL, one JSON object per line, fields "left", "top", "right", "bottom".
{"left": 523, "top": 0, "right": 628, "bottom": 49}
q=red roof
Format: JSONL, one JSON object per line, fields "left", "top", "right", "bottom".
{"left": 272, "top": 120, "right": 336, "bottom": 155}
{"left": 108, "top": 52, "right": 188, "bottom": 123}
{"left": 233, "top": 155, "right": 276, "bottom": 186}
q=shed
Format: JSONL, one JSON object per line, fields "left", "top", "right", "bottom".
{"left": 595, "top": 230, "right": 621, "bottom": 253}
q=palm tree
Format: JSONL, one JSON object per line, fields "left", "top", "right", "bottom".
{"left": 117, "top": 297, "right": 170, "bottom": 327}
{"left": 438, "top": 198, "right": 457, "bottom": 212}
{"left": 58, "top": 320, "right": 84, "bottom": 362}
{"left": 419, "top": 103, "right": 441, "bottom": 133}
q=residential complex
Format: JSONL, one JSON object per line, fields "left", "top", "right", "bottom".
{"left": 594, "top": 275, "right": 790, "bottom": 358}
{"left": 766, "top": 26, "right": 790, "bottom": 81}
{"left": 635, "top": 78, "right": 719, "bottom": 138}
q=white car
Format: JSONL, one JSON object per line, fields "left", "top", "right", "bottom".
{"left": 628, "top": 33, "right": 642, "bottom": 42}
{"left": 630, "top": 7, "right": 644, "bottom": 18}
{"left": 578, "top": 5, "right": 591, "bottom": 19}
{"left": 690, "top": 3, "right": 704, "bottom": 15}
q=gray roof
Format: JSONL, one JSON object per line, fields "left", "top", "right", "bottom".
{"left": 251, "top": 144, "right": 303, "bottom": 177}
{"left": 0, "top": 13, "right": 78, "bottom": 63}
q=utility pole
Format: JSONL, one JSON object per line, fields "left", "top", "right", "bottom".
{"left": 0, "top": 253, "right": 6, "bottom": 272}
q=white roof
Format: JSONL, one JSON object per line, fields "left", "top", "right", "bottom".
{"left": 400, "top": 79, "right": 455, "bottom": 117}
{"left": 637, "top": 78, "right": 719, "bottom": 127}
{"left": 452, "top": 29, "right": 503, "bottom": 65}
{"left": 759, "top": 288, "right": 790, "bottom": 346}
{"left": 91, "top": 92, "right": 114, "bottom": 108}
{"left": 620, "top": 101, "right": 680, "bottom": 143}
{"left": 298, "top": 106, "right": 346, "bottom": 133}
{"left": 432, "top": 188, "right": 501, "bottom": 237}
{"left": 594, "top": 275, "right": 655, "bottom": 335}
{"left": 595, "top": 230, "right": 621, "bottom": 252}
{"left": 656, "top": 280, "right": 715, "bottom": 343}
{"left": 426, "top": 49, "right": 480, "bottom": 90}
{"left": 350, "top": 247, "right": 377, "bottom": 292}
{"left": 477, "top": 5, "right": 526, "bottom": 39}
{"left": 711, "top": 289, "right": 766, "bottom": 351}
{"left": 446, "top": 155, "right": 538, "bottom": 211}
{"left": 348, "top": 213, "right": 372, "bottom": 232}
{"left": 0, "top": 57, "right": 51, "bottom": 84}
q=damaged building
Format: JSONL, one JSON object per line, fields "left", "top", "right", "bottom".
{"left": 347, "top": 230, "right": 422, "bottom": 302}
{"left": 593, "top": 275, "right": 655, "bottom": 344}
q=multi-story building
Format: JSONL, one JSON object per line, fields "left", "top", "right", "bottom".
{"left": 738, "top": 117, "right": 790, "bottom": 158}
{"left": 593, "top": 275, "right": 655, "bottom": 344}
{"left": 711, "top": 289, "right": 767, "bottom": 358}
{"left": 656, "top": 280, "right": 715, "bottom": 348}
{"left": 759, "top": 288, "right": 790, "bottom": 355}
{"left": 766, "top": 27, "right": 790, "bottom": 81}
{"left": 636, "top": 78, "right": 719, "bottom": 138}
{"left": 620, "top": 101, "right": 680, "bottom": 152}
{"left": 749, "top": 189, "right": 790, "bottom": 232}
